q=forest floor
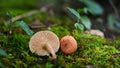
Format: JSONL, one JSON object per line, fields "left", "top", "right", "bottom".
{"left": 0, "top": 1, "right": 120, "bottom": 68}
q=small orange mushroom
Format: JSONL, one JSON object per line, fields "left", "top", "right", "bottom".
{"left": 60, "top": 36, "right": 77, "bottom": 54}
{"left": 29, "top": 31, "right": 60, "bottom": 60}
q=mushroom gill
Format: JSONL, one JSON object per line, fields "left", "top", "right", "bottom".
{"left": 29, "top": 31, "right": 60, "bottom": 60}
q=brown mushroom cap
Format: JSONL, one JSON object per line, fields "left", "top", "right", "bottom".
{"left": 60, "top": 36, "right": 77, "bottom": 54}
{"left": 29, "top": 31, "right": 60, "bottom": 59}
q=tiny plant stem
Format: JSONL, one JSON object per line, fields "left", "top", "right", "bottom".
{"left": 7, "top": 3, "right": 53, "bottom": 24}
{"left": 44, "top": 43, "right": 56, "bottom": 60}
{"left": 109, "top": 0, "right": 119, "bottom": 19}
{"left": 11, "top": 10, "right": 41, "bottom": 22}
{"left": 6, "top": 9, "right": 43, "bottom": 24}
{"left": 77, "top": 19, "right": 80, "bottom": 23}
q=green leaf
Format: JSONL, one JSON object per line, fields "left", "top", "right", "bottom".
{"left": 107, "top": 14, "right": 120, "bottom": 31}
{"left": 67, "top": 7, "right": 81, "bottom": 19}
{"left": 0, "top": 49, "right": 7, "bottom": 56}
{"left": 107, "top": 14, "right": 116, "bottom": 30}
{"left": 107, "top": 14, "right": 115, "bottom": 25}
{"left": 83, "top": 8, "right": 89, "bottom": 14}
{"left": 81, "top": 16, "right": 91, "bottom": 29}
{"left": 74, "top": 23, "right": 84, "bottom": 31}
{"left": 80, "top": 0, "right": 103, "bottom": 15}
{"left": 77, "top": 8, "right": 89, "bottom": 14}
{"left": 16, "top": 21, "right": 34, "bottom": 36}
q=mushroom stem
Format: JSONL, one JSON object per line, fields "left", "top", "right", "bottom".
{"left": 44, "top": 43, "right": 57, "bottom": 60}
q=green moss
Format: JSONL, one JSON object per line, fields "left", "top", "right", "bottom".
{"left": 70, "top": 30, "right": 120, "bottom": 67}
{"left": 0, "top": 0, "right": 37, "bottom": 9}
{"left": 35, "top": 12, "right": 74, "bottom": 27}
{"left": 7, "top": 9, "right": 28, "bottom": 17}
{"left": 0, "top": 35, "right": 8, "bottom": 46}
{"left": 0, "top": 7, "right": 120, "bottom": 67}
{"left": 0, "top": 28, "right": 120, "bottom": 68}
{"left": 50, "top": 26, "right": 70, "bottom": 38}
{"left": 35, "top": 12, "right": 48, "bottom": 22}
{"left": 10, "top": 34, "right": 29, "bottom": 51}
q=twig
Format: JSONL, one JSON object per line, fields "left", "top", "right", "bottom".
{"left": 7, "top": 9, "right": 44, "bottom": 24}
{"left": 109, "top": 0, "right": 120, "bottom": 19}
{"left": 7, "top": 3, "right": 54, "bottom": 23}
{"left": 11, "top": 10, "right": 41, "bottom": 22}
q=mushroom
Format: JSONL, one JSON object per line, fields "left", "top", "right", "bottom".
{"left": 60, "top": 36, "right": 77, "bottom": 54}
{"left": 29, "top": 31, "right": 60, "bottom": 60}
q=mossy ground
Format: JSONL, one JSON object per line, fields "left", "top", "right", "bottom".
{"left": 0, "top": 31, "right": 120, "bottom": 68}
{"left": 0, "top": 2, "right": 120, "bottom": 68}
